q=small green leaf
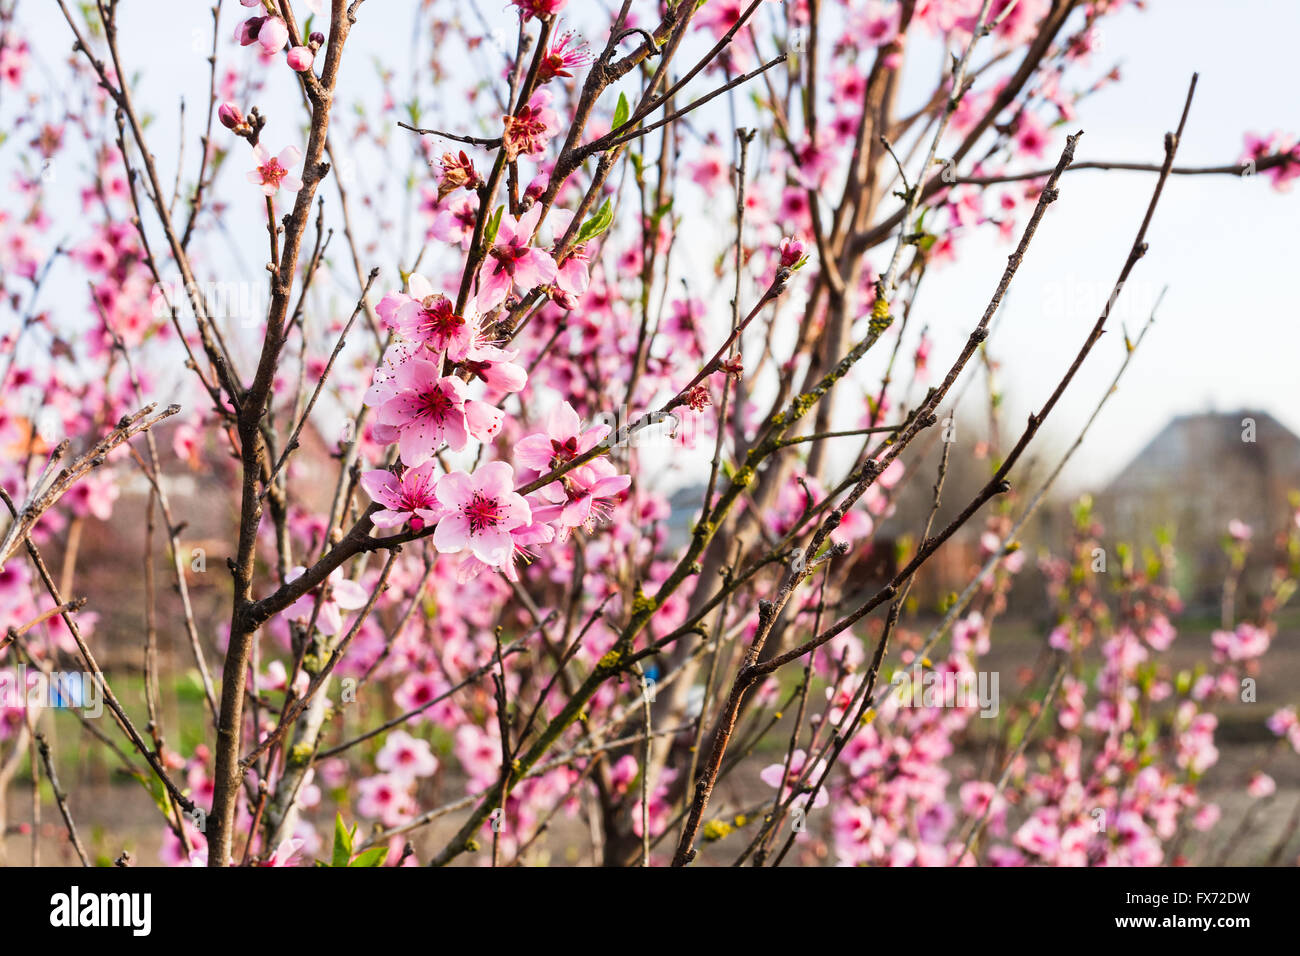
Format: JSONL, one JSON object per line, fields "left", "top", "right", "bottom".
{"left": 575, "top": 198, "right": 614, "bottom": 244}
{"left": 483, "top": 204, "right": 505, "bottom": 249}
{"left": 349, "top": 847, "right": 389, "bottom": 868}
{"left": 332, "top": 813, "right": 353, "bottom": 867}
{"left": 613, "top": 91, "right": 630, "bottom": 130}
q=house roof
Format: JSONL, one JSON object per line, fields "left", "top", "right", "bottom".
{"left": 1103, "top": 409, "right": 1300, "bottom": 496}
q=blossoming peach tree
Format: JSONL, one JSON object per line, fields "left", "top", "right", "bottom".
{"left": 1, "top": 0, "right": 1297, "bottom": 867}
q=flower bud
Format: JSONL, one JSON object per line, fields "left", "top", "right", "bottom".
{"left": 779, "top": 236, "right": 806, "bottom": 268}
{"left": 235, "top": 15, "right": 265, "bottom": 46}
{"left": 286, "top": 46, "right": 314, "bottom": 72}
{"left": 257, "top": 16, "right": 289, "bottom": 55}
{"left": 218, "top": 102, "right": 245, "bottom": 130}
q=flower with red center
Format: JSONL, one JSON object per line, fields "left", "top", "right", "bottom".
{"left": 375, "top": 730, "right": 439, "bottom": 780}
{"left": 502, "top": 89, "right": 559, "bottom": 161}
{"left": 247, "top": 144, "right": 303, "bottom": 197}
{"left": 538, "top": 31, "right": 593, "bottom": 83}
{"left": 515, "top": 401, "right": 610, "bottom": 475}
{"left": 540, "top": 209, "right": 591, "bottom": 306}
{"left": 360, "top": 461, "right": 445, "bottom": 530}
{"left": 1013, "top": 110, "right": 1050, "bottom": 160}
{"left": 433, "top": 461, "right": 532, "bottom": 569}
{"left": 478, "top": 204, "right": 557, "bottom": 311}
{"left": 0, "top": 38, "right": 29, "bottom": 87}
{"left": 684, "top": 384, "right": 712, "bottom": 412}
{"left": 394, "top": 291, "right": 474, "bottom": 361}
{"left": 532, "top": 458, "right": 630, "bottom": 540}
{"left": 356, "top": 773, "right": 415, "bottom": 827}
{"left": 376, "top": 356, "right": 470, "bottom": 465}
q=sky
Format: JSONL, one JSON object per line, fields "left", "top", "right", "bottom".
{"left": 9, "top": 0, "right": 1299, "bottom": 494}
{"left": 904, "top": 0, "right": 1300, "bottom": 489}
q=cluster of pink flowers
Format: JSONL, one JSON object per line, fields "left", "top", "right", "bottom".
{"left": 7, "top": 0, "right": 1300, "bottom": 871}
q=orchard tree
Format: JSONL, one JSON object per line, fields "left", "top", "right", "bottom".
{"left": 1, "top": 0, "right": 1297, "bottom": 867}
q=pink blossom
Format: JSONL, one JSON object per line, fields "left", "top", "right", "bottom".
{"left": 430, "top": 193, "right": 479, "bottom": 249}
{"left": 688, "top": 145, "right": 730, "bottom": 194}
{"left": 236, "top": 15, "right": 289, "bottom": 55}
{"left": 850, "top": 1, "right": 900, "bottom": 48}
{"left": 0, "top": 38, "right": 29, "bottom": 87}
{"left": 779, "top": 235, "right": 806, "bottom": 268}
{"left": 357, "top": 773, "right": 415, "bottom": 826}
{"left": 1192, "top": 803, "right": 1221, "bottom": 832}
{"left": 532, "top": 458, "right": 630, "bottom": 538}
{"left": 538, "top": 31, "right": 593, "bottom": 83}
{"left": 759, "top": 750, "right": 829, "bottom": 810}
{"left": 454, "top": 724, "right": 501, "bottom": 791}
{"left": 1247, "top": 773, "right": 1276, "bottom": 799}
{"left": 1211, "top": 622, "right": 1270, "bottom": 662}
{"left": 1266, "top": 706, "right": 1297, "bottom": 736}
{"left": 478, "top": 205, "right": 557, "bottom": 310}
{"left": 1013, "top": 110, "right": 1051, "bottom": 160}
{"left": 284, "top": 566, "right": 368, "bottom": 636}
{"left": 512, "top": 0, "right": 567, "bottom": 20}
{"left": 375, "top": 730, "right": 439, "bottom": 780}
{"left": 262, "top": 838, "right": 304, "bottom": 867}
{"left": 459, "top": 341, "right": 529, "bottom": 394}
{"left": 361, "top": 462, "right": 445, "bottom": 530}
{"left": 375, "top": 357, "right": 471, "bottom": 465}
{"left": 515, "top": 401, "right": 610, "bottom": 474}
{"left": 392, "top": 284, "right": 475, "bottom": 361}
{"left": 247, "top": 144, "right": 303, "bottom": 197}
{"left": 433, "top": 461, "right": 532, "bottom": 568}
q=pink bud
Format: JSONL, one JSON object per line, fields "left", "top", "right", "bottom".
{"left": 218, "top": 102, "right": 245, "bottom": 130}
{"left": 286, "top": 46, "right": 314, "bottom": 72}
{"left": 779, "top": 236, "right": 806, "bottom": 268}
{"left": 257, "top": 17, "right": 290, "bottom": 55}
{"left": 236, "top": 15, "right": 265, "bottom": 46}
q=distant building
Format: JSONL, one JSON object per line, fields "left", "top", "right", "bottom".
{"left": 1096, "top": 410, "right": 1300, "bottom": 605}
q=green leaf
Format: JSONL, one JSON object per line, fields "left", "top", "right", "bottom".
{"left": 332, "top": 813, "right": 354, "bottom": 867}
{"left": 613, "top": 91, "right": 630, "bottom": 131}
{"left": 575, "top": 198, "right": 614, "bottom": 244}
{"left": 349, "top": 847, "right": 389, "bottom": 868}
{"left": 483, "top": 204, "right": 505, "bottom": 249}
